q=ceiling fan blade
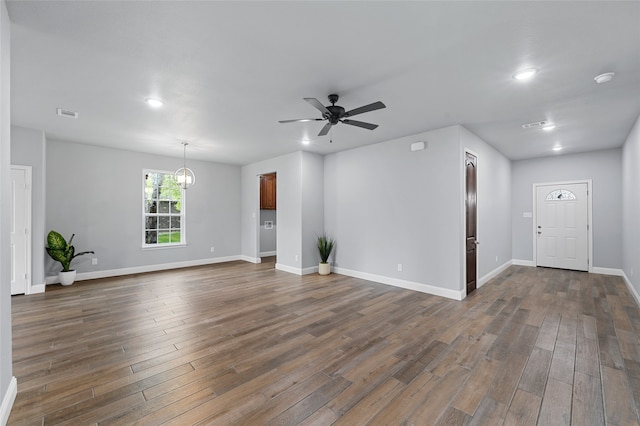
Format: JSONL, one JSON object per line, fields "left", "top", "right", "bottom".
{"left": 344, "top": 101, "right": 386, "bottom": 117}
{"left": 318, "top": 122, "right": 333, "bottom": 136}
{"left": 279, "top": 118, "right": 324, "bottom": 123}
{"left": 304, "top": 98, "right": 331, "bottom": 115}
{"left": 341, "top": 119, "right": 378, "bottom": 130}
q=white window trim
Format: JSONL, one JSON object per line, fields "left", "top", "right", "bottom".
{"left": 142, "top": 169, "right": 187, "bottom": 249}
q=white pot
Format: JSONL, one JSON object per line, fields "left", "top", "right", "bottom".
{"left": 318, "top": 262, "right": 331, "bottom": 275}
{"left": 59, "top": 270, "right": 77, "bottom": 286}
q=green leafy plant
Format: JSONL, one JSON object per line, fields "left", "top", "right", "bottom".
{"left": 46, "top": 230, "right": 94, "bottom": 272}
{"left": 316, "top": 233, "right": 335, "bottom": 264}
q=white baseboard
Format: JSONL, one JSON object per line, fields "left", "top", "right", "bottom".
{"left": 259, "top": 251, "right": 276, "bottom": 257}
{"left": 512, "top": 259, "right": 535, "bottom": 267}
{"left": 301, "top": 265, "right": 319, "bottom": 275}
{"left": 275, "top": 263, "right": 302, "bottom": 275}
{"left": 28, "top": 282, "right": 46, "bottom": 294}
{"left": 46, "top": 255, "right": 243, "bottom": 284}
{"left": 240, "top": 255, "right": 261, "bottom": 264}
{"left": 478, "top": 260, "right": 512, "bottom": 288}
{"left": 622, "top": 272, "right": 640, "bottom": 309}
{"left": 591, "top": 267, "right": 624, "bottom": 276}
{"left": 0, "top": 377, "right": 17, "bottom": 425}
{"left": 333, "top": 266, "right": 464, "bottom": 301}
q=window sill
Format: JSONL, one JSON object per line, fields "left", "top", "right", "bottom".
{"left": 141, "top": 243, "right": 187, "bottom": 251}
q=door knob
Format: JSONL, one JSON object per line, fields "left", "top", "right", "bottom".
{"left": 475, "top": 240, "right": 479, "bottom": 245}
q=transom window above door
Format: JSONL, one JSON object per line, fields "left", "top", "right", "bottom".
{"left": 545, "top": 189, "right": 576, "bottom": 201}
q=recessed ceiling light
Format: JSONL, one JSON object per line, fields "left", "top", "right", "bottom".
{"left": 513, "top": 68, "right": 538, "bottom": 81}
{"left": 145, "top": 98, "right": 164, "bottom": 108}
{"left": 301, "top": 139, "right": 311, "bottom": 145}
{"left": 542, "top": 123, "right": 556, "bottom": 131}
{"left": 553, "top": 146, "right": 563, "bottom": 151}
{"left": 594, "top": 72, "right": 615, "bottom": 84}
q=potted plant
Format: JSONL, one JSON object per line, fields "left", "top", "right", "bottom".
{"left": 45, "top": 230, "right": 94, "bottom": 285}
{"left": 317, "top": 233, "right": 335, "bottom": 275}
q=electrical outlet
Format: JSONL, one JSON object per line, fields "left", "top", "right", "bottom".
{"left": 495, "top": 256, "right": 498, "bottom": 262}
{"left": 210, "top": 247, "right": 215, "bottom": 253}
{"left": 632, "top": 267, "right": 634, "bottom": 277}
{"left": 397, "top": 263, "right": 403, "bottom": 272}
{"left": 92, "top": 258, "right": 98, "bottom": 265}
{"left": 295, "top": 255, "right": 299, "bottom": 262}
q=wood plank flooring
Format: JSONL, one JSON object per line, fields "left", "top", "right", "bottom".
{"left": 8, "top": 258, "right": 640, "bottom": 425}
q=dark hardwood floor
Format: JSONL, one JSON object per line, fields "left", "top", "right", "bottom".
{"left": 8, "top": 258, "right": 640, "bottom": 425}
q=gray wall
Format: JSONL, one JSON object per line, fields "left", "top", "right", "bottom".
{"left": 242, "top": 152, "right": 302, "bottom": 268}
{"left": 301, "top": 152, "right": 324, "bottom": 269}
{"left": 11, "top": 125, "right": 46, "bottom": 288}
{"left": 622, "top": 115, "right": 640, "bottom": 293}
{"left": 259, "top": 209, "right": 276, "bottom": 254}
{"left": 0, "top": 0, "right": 12, "bottom": 410}
{"left": 511, "top": 148, "right": 622, "bottom": 269}
{"left": 46, "top": 139, "right": 241, "bottom": 276}
{"left": 460, "top": 127, "right": 512, "bottom": 280}
{"left": 324, "top": 126, "right": 464, "bottom": 292}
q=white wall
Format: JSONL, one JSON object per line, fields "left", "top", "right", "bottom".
{"left": 45, "top": 139, "right": 241, "bottom": 277}
{"left": 11, "top": 125, "right": 46, "bottom": 289}
{"left": 324, "top": 126, "right": 464, "bottom": 297}
{"left": 460, "top": 127, "right": 512, "bottom": 282}
{"left": 0, "top": 0, "right": 14, "bottom": 419}
{"left": 622, "top": 115, "right": 640, "bottom": 296}
{"left": 511, "top": 149, "right": 622, "bottom": 269}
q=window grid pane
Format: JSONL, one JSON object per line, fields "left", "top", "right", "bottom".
{"left": 143, "top": 171, "right": 185, "bottom": 246}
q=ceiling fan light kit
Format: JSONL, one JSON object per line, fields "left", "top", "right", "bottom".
{"left": 279, "top": 94, "right": 386, "bottom": 138}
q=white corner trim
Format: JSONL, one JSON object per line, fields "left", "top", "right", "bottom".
{"left": 333, "top": 266, "right": 464, "bottom": 301}
{"left": 512, "top": 259, "right": 535, "bottom": 267}
{"left": 46, "top": 255, "right": 243, "bottom": 284}
{"left": 622, "top": 272, "right": 640, "bottom": 309}
{"left": 0, "top": 377, "right": 17, "bottom": 426}
{"left": 259, "top": 251, "right": 277, "bottom": 257}
{"left": 275, "top": 263, "right": 303, "bottom": 275}
{"left": 478, "top": 260, "right": 512, "bottom": 288}
{"left": 240, "top": 255, "right": 261, "bottom": 264}
{"left": 591, "top": 267, "right": 624, "bottom": 276}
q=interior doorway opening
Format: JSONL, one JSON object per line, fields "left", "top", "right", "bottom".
{"left": 258, "top": 172, "right": 277, "bottom": 266}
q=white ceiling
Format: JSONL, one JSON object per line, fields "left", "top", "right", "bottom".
{"left": 7, "top": 1, "right": 640, "bottom": 165}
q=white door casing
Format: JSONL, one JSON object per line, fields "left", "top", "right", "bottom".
{"left": 11, "top": 166, "right": 32, "bottom": 295}
{"left": 535, "top": 182, "right": 589, "bottom": 271}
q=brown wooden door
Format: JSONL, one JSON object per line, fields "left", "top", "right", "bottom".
{"left": 465, "top": 152, "right": 477, "bottom": 295}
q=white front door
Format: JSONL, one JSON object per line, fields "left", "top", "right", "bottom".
{"left": 535, "top": 183, "right": 588, "bottom": 271}
{"left": 11, "top": 167, "right": 30, "bottom": 295}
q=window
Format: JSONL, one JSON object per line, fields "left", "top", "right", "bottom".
{"left": 143, "top": 170, "right": 185, "bottom": 247}
{"left": 545, "top": 189, "right": 576, "bottom": 201}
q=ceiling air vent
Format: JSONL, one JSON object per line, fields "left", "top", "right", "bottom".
{"left": 521, "top": 120, "right": 548, "bottom": 129}
{"left": 56, "top": 108, "right": 78, "bottom": 119}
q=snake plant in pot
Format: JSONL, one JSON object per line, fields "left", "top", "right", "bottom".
{"left": 46, "top": 230, "right": 94, "bottom": 285}
{"left": 317, "top": 233, "right": 335, "bottom": 275}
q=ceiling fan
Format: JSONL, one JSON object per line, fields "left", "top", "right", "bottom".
{"left": 279, "top": 94, "right": 386, "bottom": 137}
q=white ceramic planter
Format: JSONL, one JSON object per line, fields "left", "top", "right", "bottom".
{"left": 318, "top": 262, "right": 331, "bottom": 275}
{"left": 59, "top": 270, "right": 77, "bottom": 286}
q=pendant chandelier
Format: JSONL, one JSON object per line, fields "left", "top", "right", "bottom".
{"left": 175, "top": 141, "right": 195, "bottom": 189}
